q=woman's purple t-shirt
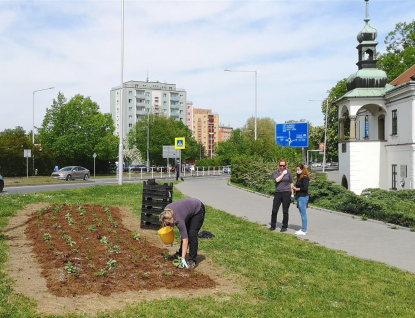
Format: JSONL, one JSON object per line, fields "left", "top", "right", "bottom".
{"left": 165, "top": 198, "right": 202, "bottom": 239}
{"left": 272, "top": 170, "right": 293, "bottom": 192}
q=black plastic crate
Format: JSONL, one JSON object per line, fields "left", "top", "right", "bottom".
{"left": 140, "top": 180, "right": 173, "bottom": 229}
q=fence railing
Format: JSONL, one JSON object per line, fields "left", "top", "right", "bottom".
{"left": 122, "top": 166, "right": 231, "bottom": 180}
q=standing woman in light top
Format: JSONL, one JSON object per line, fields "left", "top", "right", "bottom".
{"left": 159, "top": 198, "right": 205, "bottom": 269}
{"left": 269, "top": 159, "right": 294, "bottom": 232}
{"left": 292, "top": 164, "right": 310, "bottom": 236}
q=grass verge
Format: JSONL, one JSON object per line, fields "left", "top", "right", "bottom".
{"left": 0, "top": 184, "right": 415, "bottom": 317}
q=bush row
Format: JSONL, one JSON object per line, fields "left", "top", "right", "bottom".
{"left": 231, "top": 160, "right": 415, "bottom": 228}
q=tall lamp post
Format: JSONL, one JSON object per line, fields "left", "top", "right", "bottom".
{"left": 118, "top": 0, "right": 125, "bottom": 185}
{"left": 224, "top": 69, "right": 257, "bottom": 140}
{"left": 33, "top": 86, "right": 54, "bottom": 175}
{"left": 146, "top": 108, "right": 150, "bottom": 168}
{"left": 309, "top": 99, "right": 329, "bottom": 174}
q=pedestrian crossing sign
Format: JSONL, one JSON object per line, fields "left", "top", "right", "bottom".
{"left": 175, "top": 137, "right": 185, "bottom": 149}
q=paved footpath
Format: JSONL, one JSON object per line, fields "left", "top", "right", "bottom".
{"left": 176, "top": 176, "right": 415, "bottom": 274}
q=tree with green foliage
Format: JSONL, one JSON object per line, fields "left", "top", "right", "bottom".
{"left": 377, "top": 20, "right": 415, "bottom": 82}
{"left": 323, "top": 78, "right": 348, "bottom": 162}
{"left": 128, "top": 115, "right": 200, "bottom": 165}
{"left": 39, "top": 92, "right": 118, "bottom": 172}
{"left": 242, "top": 116, "right": 276, "bottom": 142}
{"left": 0, "top": 127, "right": 33, "bottom": 176}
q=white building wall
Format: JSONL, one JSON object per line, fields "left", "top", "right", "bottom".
{"left": 350, "top": 142, "right": 384, "bottom": 194}
{"left": 386, "top": 98, "right": 413, "bottom": 145}
{"left": 386, "top": 145, "right": 415, "bottom": 190}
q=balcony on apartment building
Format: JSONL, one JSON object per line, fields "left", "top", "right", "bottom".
{"left": 170, "top": 104, "right": 180, "bottom": 110}
{"left": 170, "top": 95, "right": 179, "bottom": 102}
{"left": 171, "top": 112, "right": 180, "bottom": 117}
{"left": 136, "top": 99, "right": 147, "bottom": 107}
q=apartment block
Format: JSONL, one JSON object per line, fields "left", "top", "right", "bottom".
{"left": 192, "top": 108, "right": 219, "bottom": 157}
{"left": 186, "top": 101, "right": 194, "bottom": 131}
{"left": 218, "top": 125, "right": 233, "bottom": 142}
{"left": 110, "top": 80, "right": 187, "bottom": 137}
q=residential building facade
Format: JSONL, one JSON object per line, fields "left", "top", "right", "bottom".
{"left": 336, "top": 0, "right": 415, "bottom": 194}
{"left": 192, "top": 108, "right": 219, "bottom": 157}
{"left": 218, "top": 125, "right": 233, "bottom": 142}
{"left": 186, "top": 102, "right": 194, "bottom": 131}
{"left": 110, "top": 80, "right": 187, "bottom": 137}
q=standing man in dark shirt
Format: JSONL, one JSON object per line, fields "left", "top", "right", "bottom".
{"left": 159, "top": 198, "right": 205, "bottom": 268}
{"left": 175, "top": 159, "right": 184, "bottom": 181}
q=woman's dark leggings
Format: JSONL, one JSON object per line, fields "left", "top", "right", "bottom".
{"left": 179, "top": 203, "right": 205, "bottom": 262}
{"left": 270, "top": 191, "right": 291, "bottom": 229}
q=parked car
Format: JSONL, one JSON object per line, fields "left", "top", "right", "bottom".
{"left": 0, "top": 173, "right": 4, "bottom": 192}
{"left": 223, "top": 165, "right": 231, "bottom": 173}
{"left": 51, "top": 166, "right": 90, "bottom": 181}
{"left": 131, "top": 165, "right": 147, "bottom": 172}
{"left": 184, "top": 164, "right": 195, "bottom": 172}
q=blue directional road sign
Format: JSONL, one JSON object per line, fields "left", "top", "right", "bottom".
{"left": 276, "top": 123, "right": 309, "bottom": 148}
{"left": 175, "top": 137, "right": 185, "bottom": 149}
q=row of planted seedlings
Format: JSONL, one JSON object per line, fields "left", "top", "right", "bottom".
{"left": 29, "top": 203, "right": 176, "bottom": 285}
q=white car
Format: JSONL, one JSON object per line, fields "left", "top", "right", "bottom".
{"left": 51, "top": 166, "right": 90, "bottom": 181}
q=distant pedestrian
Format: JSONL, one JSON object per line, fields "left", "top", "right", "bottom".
{"left": 175, "top": 159, "right": 184, "bottom": 181}
{"left": 292, "top": 164, "right": 310, "bottom": 235}
{"left": 175, "top": 160, "right": 180, "bottom": 181}
{"left": 269, "top": 159, "right": 294, "bottom": 232}
{"left": 159, "top": 198, "right": 205, "bottom": 269}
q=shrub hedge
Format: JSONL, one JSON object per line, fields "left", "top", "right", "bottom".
{"left": 232, "top": 162, "right": 415, "bottom": 228}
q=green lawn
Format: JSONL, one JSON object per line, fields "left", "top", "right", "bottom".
{"left": 1, "top": 184, "right": 414, "bottom": 317}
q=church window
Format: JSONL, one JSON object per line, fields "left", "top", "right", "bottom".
{"left": 392, "top": 110, "right": 397, "bottom": 135}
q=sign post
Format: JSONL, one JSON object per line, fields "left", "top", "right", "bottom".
{"left": 93, "top": 153, "right": 97, "bottom": 178}
{"left": 175, "top": 138, "right": 185, "bottom": 179}
{"left": 24, "top": 149, "right": 32, "bottom": 179}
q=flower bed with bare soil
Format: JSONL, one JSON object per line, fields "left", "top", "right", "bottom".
{"left": 25, "top": 203, "right": 216, "bottom": 297}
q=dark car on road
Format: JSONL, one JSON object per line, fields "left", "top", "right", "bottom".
{"left": 51, "top": 166, "right": 90, "bottom": 181}
{"left": 0, "top": 173, "right": 4, "bottom": 192}
{"left": 131, "top": 165, "right": 147, "bottom": 172}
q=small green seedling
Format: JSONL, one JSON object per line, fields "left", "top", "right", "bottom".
{"left": 132, "top": 231, "right": 141, "bottom": 240}
{"left": 173, "top": 257, "right": 185, "bottom": 269}
{"left": 106, "top": 259, "right": 117, "bottom": 270}
{"left": 43, "top": 233, "right": 52, "bottom": 241}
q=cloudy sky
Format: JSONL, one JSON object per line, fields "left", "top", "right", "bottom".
{"left": 1, "top": 0, "right": 413, "bottom": 134}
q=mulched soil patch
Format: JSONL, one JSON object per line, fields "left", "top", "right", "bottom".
{"left": 25, "top": 203, "right": 216, "bottom": 297}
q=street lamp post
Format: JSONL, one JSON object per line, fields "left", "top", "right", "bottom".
{"left": 118, "top": 0, "right": 125, "bottom": 186}
{"left": 309, "top": 99, "right": 329, "bottom": 174}
{"left": 224, "top": 69, "right": 257, "bottom": 140}
{"left": 33, "top": 86, "right": 54, "bottom": 175}
{"left": 146, "top": 109, "right": 150, "bottom": 168}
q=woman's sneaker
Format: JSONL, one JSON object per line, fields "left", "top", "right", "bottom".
{"left": 188, "top": 260, "right": 197, "bottom": 269}
{"left": 295, "top": 230, "right": 307, "bottom": 235}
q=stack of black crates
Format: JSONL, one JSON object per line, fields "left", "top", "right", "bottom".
{"left": 141, "top": 179, "right": 173, "bottom": 228}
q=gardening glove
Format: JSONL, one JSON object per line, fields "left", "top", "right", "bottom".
{"left": 181, "top": 258, "right": 189, "bottom": 269}
{"left": 291, "top": 195, "right": 295, "bottom": 204}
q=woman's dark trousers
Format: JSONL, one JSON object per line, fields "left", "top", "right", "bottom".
{"left": 179, "top": 204, "right": 205, "bottom": 262}
{"left": 270, "top": 191, "right": 291, "bottom": 229}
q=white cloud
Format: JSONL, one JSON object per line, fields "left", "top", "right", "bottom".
{"left": 0, "top": 0, "right": 414, "bottom": 134}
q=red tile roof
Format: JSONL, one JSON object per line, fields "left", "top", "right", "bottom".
{"left": 390, "top": 64, "right": 415, "bottom": 86}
